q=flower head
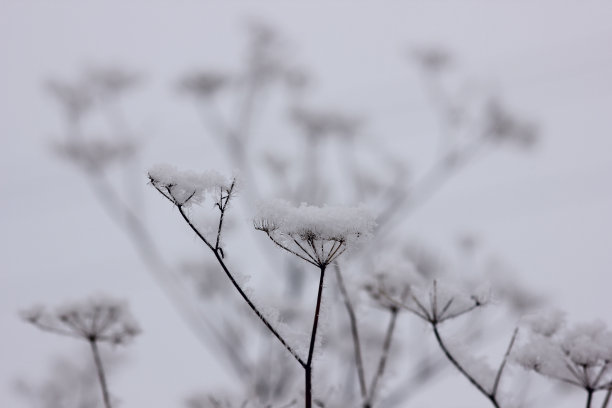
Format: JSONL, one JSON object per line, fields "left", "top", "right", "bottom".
{"left": 21, "top": 295, "right": 140, "bottom": 345}
{"left": 254, "top": 200, "right": 375, "bottom": 267}
{"left": 148, "top": 164, "right": 233, "bottom": 207}
{"left": 514, "top": 317, "right": 612, "bottom": 390}
{"left": 390, "top": 279, "right": 489, "bottom": 324}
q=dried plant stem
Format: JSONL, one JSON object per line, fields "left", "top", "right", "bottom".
{"left": 602, "top": 388, "right": 612, "bottom": 408}
{"left": 586, "top": 389, "right": 594, "bottom": 408}
{"left": 93, "top": 176, "right": 253, "bottom": 378}
{"left": 333, "top": 263, "right": 367, "bottom": 401}
{"left": 177, "top": 205, "right": 306, "bottom": 368}
{"left": 366, "top": 308, "right": 399, "bottom": 407}
{"left": 305, "top": 266, "right": 327, "bottom": 408}
{"left": 89, "top": 339, "right": 112, "bottom": 408}
{"left": 432, "top": 324, "right": 500, "bottom": 408}
{"left": 492, "top": 328, "right": 519, "bottom": 398}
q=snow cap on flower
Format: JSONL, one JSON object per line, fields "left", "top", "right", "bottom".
{"left": 522, "top": 309, "right": 566, "bottom": 338}
{"left": 514, "top": 317, "right": 612, "bottom": 390}
{"left": 254, "top": 199, "right": 375, "bottom": 266}
{"left": 255, "top": 199, "right": 375, "bottom": 244}
{"left": 363, "top": 257, "right": 423, "bottom": 310}
{"left": 148, "top": 164, "right": 232, "bottom": 207}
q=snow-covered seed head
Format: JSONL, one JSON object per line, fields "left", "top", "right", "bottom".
{"left": 514, "top": 318, "right": 612, "bottom": 390}
{"left": 363, "top": 259, "right": 422, "bottom": 311}
{"left": 148, "top": 164, "right": 233, "bottom": 207}
{"left": 21, "top": 295, "right": 141, "bottom": 345}
{"left": 254, "top": 199, "right": 375, "bottom": 268}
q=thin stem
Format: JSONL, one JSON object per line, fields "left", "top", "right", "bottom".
{"left": 432, "top": 324, "right": 499, "bottom": 408}
{"left": 89, "top": 339, "right": 112, "bottom": 408}
{"left": 492, "top": 328, "right": 519, "bottom": 397}
{"left": 178, "top": 206, "right": 306, "bottom": 368}
{"left": 367, "top": 308, "right": 399, "bottom": 407}
{"left": 215, "top": 181, "right": 236, "bottom": 251}
{"left": 602, "top": 388, "right": 612, "bottom": 408}
{"left": 586, "top": 389, "right": 594, "bottom": 408}
{"left": 305, "top": 266, "right": 327, "bottom": 408}
{"left": 96, "top": 176, "right": 255, "bottom": 379}
{"left": 334, "top": 263, "right": 367, "bottom": 401}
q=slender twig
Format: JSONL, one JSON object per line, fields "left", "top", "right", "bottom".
{"left": 366, "top": 308, "right": 399, "bottom": 407}
{"left": 601, "top": 388, "right": 612, "bottom": 408}
{"left": 592, "top": 361, "right": 609, "bottom": 389}
{"left": 492, "top": 328, "right": 519, "bottom": 398}
{"left": 432, "top": 324, "right": 499, "bottom": 408}
{"left": 333, "top": 263, "right": 367, "bottom": 401}
{"left": 264, "top": 233, "right": 318, "bottom": 267}
{"left": 305, "top": 265, "right": 327, "bottom": 408}
{"left": 177, "top": 205, "right": 306, "bottom": 368}
{"left": 89, "top": 339, "right": 112, "bottom": 408}
{"left": 215, "top": 180, "right": 236, "bottom": 251}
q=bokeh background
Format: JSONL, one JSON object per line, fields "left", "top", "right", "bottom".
{"left": 2, "top": 2, "right": 612, "bottom": 407}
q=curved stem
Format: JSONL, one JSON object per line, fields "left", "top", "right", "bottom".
{"left": 178, "top": 206, "right": 306, "bottom": 368}
{"left": 432, "top": 324, "right": 499, "bottom": 408}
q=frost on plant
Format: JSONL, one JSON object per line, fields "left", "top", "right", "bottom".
{"left": 515, "top": 314, "right": 612, "bottom": 399}
{"left": 148, "top": 164, "right": 234, "bottom": 208}
{"left": 254, "top": 200, "right": 375, "bottom": 267}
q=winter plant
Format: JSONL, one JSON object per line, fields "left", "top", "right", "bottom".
{"left": 22, "top": 19, "right": 612, "bottom": 408}
{"left": 21, "top": 296, "right": 140, "bottom": 408}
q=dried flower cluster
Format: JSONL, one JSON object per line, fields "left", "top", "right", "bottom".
{"left": 148, "top": 164, "right": 234, "bottom": 208}
{"left": 21, "top": 295, "right": 140, "bottom": 344}
{"left": 515, "top": 312, "right": 612, "bottom": 394}
{"left": 254, "top": 199, "right": 375, "bottom": 267}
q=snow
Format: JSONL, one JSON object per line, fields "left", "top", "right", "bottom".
{"left": 254, "top": 199, "right": 375, "bottom": 244}
{"left": 148, "top": 164, "right": 232, "bottom": 207}
{"left": 514, "top": 318, "right": 612, "bottom": 389}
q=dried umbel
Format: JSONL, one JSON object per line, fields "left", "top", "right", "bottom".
{"left": 21, "top": 295, "right": 140, "bottom": 344}
{"left": 22, "top": 295, "right": 140, "bottom": 408}
{"left": 254, "top": 199, "right": 375, "bottom": 268}
{"left": 363, "top": 259, "right": 421, "bottom": 311}
{"left": 394, "top": 280, "right": 490, "bottom": 324}
{"left": 148, "top": 164, "right": 234, "bottom": 208}
{"left": 515, "top": 315, "right": 612, "bottom": 397}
